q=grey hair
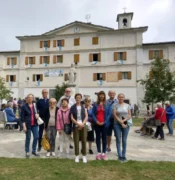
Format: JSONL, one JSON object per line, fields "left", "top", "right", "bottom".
{"left": 156, "top": 102, "right": 162, "bottom": 108}
{"left": 8, "top": 102, "right": 13, "bottom": 107}
{"left": 165, "top": 101, "right": 170, "bottom": 105}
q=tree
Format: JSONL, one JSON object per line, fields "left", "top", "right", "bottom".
{"left": 0, "top": 77, "right": 13, "bottom": 104}
{"left": 137, "top": 57, "right": 175, "bottom": 110}
{"left": 55, "top": 83, "right": 68, "bottom": 101}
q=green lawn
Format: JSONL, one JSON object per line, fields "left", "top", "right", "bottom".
{"left": 0, "top": 159, "right": 174, "bottom": 180}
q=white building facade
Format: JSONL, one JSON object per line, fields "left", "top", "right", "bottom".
{"left": 0, "top": 12, "right": 175, "bottom": 110}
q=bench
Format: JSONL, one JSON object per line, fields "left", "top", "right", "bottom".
{"left": 0, "top": 111, "right": 17, "bottom": 130}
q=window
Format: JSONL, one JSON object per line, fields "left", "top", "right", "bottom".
{"left": 6, "top": 75, "right": 16, "bottom": 82}
{"left": 29, "top": 57, "right": 35, "bottom": 64}
{"left": 123, "top": 18, "right": 128, "bottom": 27}
{"left": 74, "top": 54, "right": 79, "bottom": 64}
{"left": 25, "top": 57, "right": 35, "bottom": 65}
{"left": 44, "top": 41, "right": 48, "bottom": 48}
{"left": 53, "top": 40, "right": 64, "bottom": 47}
{"left": 11, "top": 58, "right": 15, "bottom": 65}
{"left": 118, "top": 52, "right": 124, "bottom": 60}
{"left": 40, "top": 40, "right": 50, "bottom": 48}
{"left": 43, "top": 56, "right": 48, "bottom": 64}
{"left": 92, "top": 37, "right": 99, "bottom": 45}
{"left": 33, "top": 74, "right": 43, "bottom": 82}
{"left": 7, "top": 57, "right": 17, "bottom": 66}
{"left": 40, "top": 56, "right": 50, "bottom": 64}
{"left": 122, "top": 72, "right": 129, "bottom": 79}
{"left": 97, "top": 73, "right": 103, "bottom": 80}
{"left": 118, "top": 72, "right": 132, "bottom": 80}
{"left": 93, "top": 73, "right": 106, "bottom": 81}
{"left": 89, "top": 53, "right": 101, "bottom": 62}
{"left": 114, "top": 52, "right": 127, "bottom": 61}
{"left": 74, "top": 38, "right": 80, "bottom": 46}
{"left": 93, "top": 54, "right": 98, "bottom": 62}
{"left": 53, "top": 55, "right": 63, "bottom": 64}
{"left": 57, "top": 55, "right": 63, "bottom": 63}
{"left": 149, "top": 50, "right": 163, "bottom": 60}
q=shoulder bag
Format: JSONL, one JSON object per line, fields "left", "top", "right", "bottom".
{"left": 155, "top": 110, "right": 164, "bottom": 126}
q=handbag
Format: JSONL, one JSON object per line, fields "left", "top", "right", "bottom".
{"left": 127, "top": 118, "right": 133, "bottom": 126}
{"left": 61, "top": 111, "right": 72, "bottom": 135}
{"left": 155, "top": 110, "right": 164, "bottom": 126}
{"left": 33, "top": 103, "right": 44, "bottom": 125}
{"left": 86, "top": 122, "right": 92, "bottom": 131}
{"left": 41, "top": 135, "right": 50, "bottom": 151}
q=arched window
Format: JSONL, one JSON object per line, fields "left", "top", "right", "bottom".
{"left": 123, "top": 18, "right": 128, "bottom": 27}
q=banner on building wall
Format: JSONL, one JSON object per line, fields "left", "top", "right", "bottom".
{"left": 44, "top": 69, "right": 64, "bottom": 77}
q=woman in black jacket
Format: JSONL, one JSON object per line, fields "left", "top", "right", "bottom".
{"left": 21, "top": 94, "right": 40, "bottom": 158}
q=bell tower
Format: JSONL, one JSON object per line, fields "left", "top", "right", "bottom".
{"left": 117, "top": 12, "right": 133, "bottom": 29}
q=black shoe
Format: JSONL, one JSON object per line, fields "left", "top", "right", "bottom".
{"left": 89, "top": 149, "right": 93, "bottom": 154}
{"left": 26, "top": 153, "right": 30, "bottom": 159}
{"left": 37, "top": 147, "right": 41, "bottom": 152}
{"left": 159, "top": 138, "right": 165, "bottom": 140}
{"left": 32, "top": 152, "right": 40, "bottom": 157}
{"left": 69, "top": 144, "right": 73, "bottom": 149}
{"left": 152, "top": 137, "right": 157, "bottom": 139}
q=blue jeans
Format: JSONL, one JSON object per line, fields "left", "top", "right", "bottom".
{"left": 167, "top": 119, "right": 174, "bottom": 135}
{"left": 114, "top": 123, "right": 130, "bottom": 158}
{"left": 94, "top": 125, "right": 107, "bottom": 153}
{"left": 25, "top": 126, "right": 39, "bottom": 153}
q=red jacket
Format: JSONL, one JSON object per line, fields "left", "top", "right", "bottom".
{"left": 155, "top": 108, "right": 167, "bottom": 123}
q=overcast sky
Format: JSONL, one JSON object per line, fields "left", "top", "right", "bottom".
{"left": 0, "top": 0, "right": 174, "bottom": 50}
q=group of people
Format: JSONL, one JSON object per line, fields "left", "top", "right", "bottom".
{"left": 3, "top": 88, "right": 174, "bottom": 163}
{"left": 18, "top": 88, "right": 132, "bottom": 163}
{"left": 136, "top": 101, "right": 175, "bottom": 140}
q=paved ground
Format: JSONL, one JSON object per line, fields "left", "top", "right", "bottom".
{"left": 0, "top": 125, "right": 175, "bottom": 161}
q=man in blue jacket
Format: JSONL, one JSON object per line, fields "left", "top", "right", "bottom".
{"left": 165, "top": 101, "right": 175, "bottom": 136}
{"left": 4, "top": 102, "right": 22, "bottom": 130}
{"left": 37, "top": 89, "right": 49, "bottom": 152}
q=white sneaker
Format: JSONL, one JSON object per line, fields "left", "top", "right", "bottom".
{"left": 75, "top": 156, "right": 79, "bottom": 163}
{"left": 51, "top": 152, "right": 56, "bottom": 157}
{"left": 66, "top": 153, "right": 70, "bottom": 159}
{"left": 58, "top": 152, "right": 63, "bottom": 158}
{"left": 82, "top": 156, "right": 87, "bottom": 163}
{"left": 46, "top": 152, "right": 50, "bottom": 157}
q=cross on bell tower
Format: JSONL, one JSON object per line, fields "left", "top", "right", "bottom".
{"left": 123, "top": 7, "right": 127, "bottom": 13}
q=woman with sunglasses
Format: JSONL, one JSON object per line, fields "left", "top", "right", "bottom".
{"left": 44, "top": 98, "right": 59, "bottom": 157}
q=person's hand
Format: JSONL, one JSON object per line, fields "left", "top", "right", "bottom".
{"left": 96, "top": 121, "right": 101, "bottom": 126}
{"left": 118, "top": 119, "right": 123, "bottom": 124}
{"left": 43, "top": 129, "right": 46, "bottom": 136}
{"left": 35, "top": 114, "right": 39, "bottom": 119}
{"left": 121, "top": 123, "right": 127, "bottom": 129}
{"left": 100, "top": 122, "right": 104, "bottom": 126}
{"left": 23, "top": 126, "right": 27, "bottom": 133}
{"left": 78, "top": 123, "right": 84, "bottom": 129}
{"left": 59, "top": 130, "right": 62, "bottom": 135}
